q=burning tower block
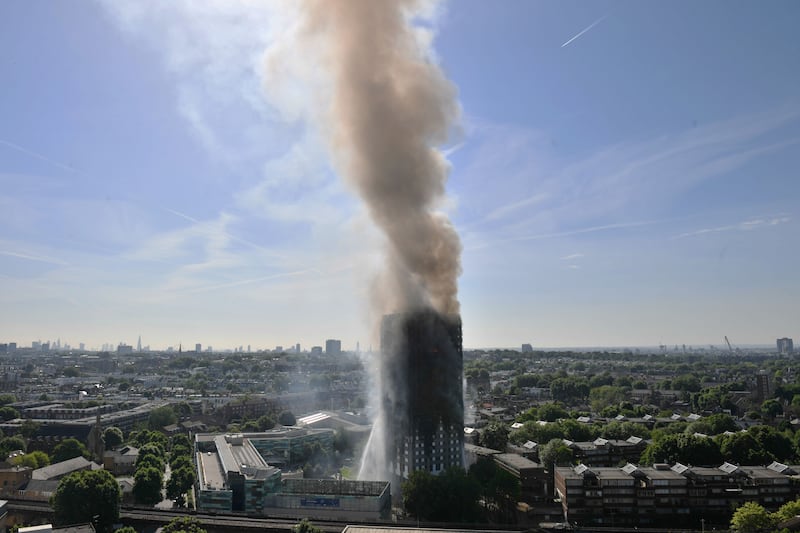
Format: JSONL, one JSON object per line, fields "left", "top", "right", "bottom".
{"left": 381, "top": 309, "right": 464, "bottom": 479}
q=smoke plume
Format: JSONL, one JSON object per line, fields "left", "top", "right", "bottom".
{"left": 274, "top": 0, "right": 463, "bottom": 482}
{"left": 297, "top": 0, "right": 462, "bottom": 317}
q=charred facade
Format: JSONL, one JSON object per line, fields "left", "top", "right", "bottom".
{"left": 380, "top": 309, "right": 463, "bottom": 478}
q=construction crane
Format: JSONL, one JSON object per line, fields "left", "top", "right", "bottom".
{"left": 724, "top": 336, "right": 733, "bottom": 353}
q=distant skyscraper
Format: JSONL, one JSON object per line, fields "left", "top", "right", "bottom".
{"left": 79, "top": 342, "right": 85, "bottom": 351}
{"left": 311, "top": 346, "right": 323, "bottom": 356}
{"left": 195, "top": 343, "right": 202, "bottom": 353}
{"left": 777, "top": 338, "right": 794, "bottom": 355}
{"left": 325, "top": 339, "right": 342, "bottom": 356}
{"left": 295, "top": 343, "right": 301, "bottom": 353}
{"left": 381, "top": 309, "right": 464, "bottom": 479}
{"left": 521, "top": 343, "right": 533, "bottom": 353}
{"left": 137, "top": 335, "right": 142, "bottom": 352}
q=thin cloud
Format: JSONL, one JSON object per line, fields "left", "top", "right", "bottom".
{"left": 673, "top": 216, "right": 791, "bottom": 239}
{"left": 0, "top": 250, "right": 68, "bottom": 266}
{"left": 464, "top": 219, "right": 667, "bottom": 252}
{"left": 483, "top": 193, "right": 549, "bottom": 222}
{"left": 561, "top": 15, "right": 607, "bottom": 48}
{"left": 162, "top": 207, "right": 286, "bottom": 260}
{"left": 561, "top": 253, "right": 584, "bottom": 260}
{"left": 179, "top": 268, "right": 319, "bottom": 294}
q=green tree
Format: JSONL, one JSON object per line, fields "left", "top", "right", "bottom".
{"left": 686, "top": 413, "right": 738, "bottom": 436}
{"left": 52, "top": 438, "right": 89, "bottom": 463}
{"left": 51, "top": 469, "right": 121, "bottom": 532}
{"left": 103, "top": 427, "right": 124, "bottom": 450}
{"left": 0, "top": 436, "right": 26, "bottom": 456}
{"left": 139, "top": 441, "right": 167, "bottom": 460}
{"left": 600, "top": 421, "right": 651, "bottom": 440}
{"left": 718, "top": 432, "right": 772, "bottom": 465}
{"left": 432, "top": 467, "right": 483, "bottom": 522}
{"left": 672, "top": 374, "right": 702, "bottom": 392}
{"left": 538, "top": 438, "right": 573, "bottom": 469}
{"left": 114, "top": 527, "right": 136, "bottom": 533}
{"left": 240, "top": 420, "right": 259, "bottom": 432}
{"left": 479, "top": 422, "right": 509, "bottom": 451}
{"left": 170, "top": 455, "right": 193, "bottom": 472}
{"left": 292, "top": 519, "right": 322, "bottom": 533}
{"left": 278, "top": 411, "right": 296, "bottom": 426}
{"left": 468, "top": 456, "right": 520, "bottom": 521}
{"left": 171, "top": 434, "right": 192, "bottom": 450}
{"left": 0, "top": 406, "right": 19, "bottom": 421}
{"left": 748, "top": 425, "right": 794, "bottom": 462}
{"left": 161, "top": 517, "right": 206, "bottom": 533}
{"left": 166, "top": 466, "right": 195, "bottom": 506}
{"left": 402, "top": 470, "right": 438, "bottom": 520}
{"left": 12, "top": 450, "right": 50, "bottom": 469}
{"left": 148, "top": 406, "right": 177, "bottom": 430}
{"left": 133, "top": 466, "right": 164, "bottom": 505}
{"left": 20, "top": 419, "right": 40, "bottom": 440}
{"left": 537, "top": 403, "right": 569, "bottom": 422}
{"left": 136, "top": 454, "right": 165, "bottom": 472}
{"left": 761, "top": 398, "right": 783, "bottom": 419}
{"left": 773, "top": 498, "right": 800, "bottom": 523}
{"left": 730, "top": 501, "right": 776, "bottom": 532}
{"left": 0, "top": 394, "right": 16, "bottom": 405}
{"left": 640, "top": 434, "right": 722, "bottom": 466}
{"left": 257, "top": 415, "right": 275, "bottom": 431}
{"left": 589, "top": 385, "right": 628, "bottom": 412}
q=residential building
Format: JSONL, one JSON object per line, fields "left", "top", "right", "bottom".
{"left": 103, "top": 446, "right": 139, "bottom": 475}
{"left": 555, "top": 462, "right": 800, "bottom": 528}
{"left": 380, "top": 310, "right": 464, "bottom": 479}
{"left": 778, "top": 338, "right": 794, "bottom": 355}
{"left": 0, "top": 465, "right": 32, "bottom": 496}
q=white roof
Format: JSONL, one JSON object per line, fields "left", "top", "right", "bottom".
{"left": 297, "top": 412, "right": 330, "bottom": 426}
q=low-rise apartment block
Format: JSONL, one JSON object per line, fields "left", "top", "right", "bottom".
{"left": 555, "top": 461, "right": 799, "bottom": 528}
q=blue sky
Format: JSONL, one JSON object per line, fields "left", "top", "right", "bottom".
{"left": 1, "top": 0, "right": 798, "bottom": 350}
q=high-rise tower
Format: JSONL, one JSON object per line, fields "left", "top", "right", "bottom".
{"left": 380, "top": 309, "right": 463, "bottom": 479}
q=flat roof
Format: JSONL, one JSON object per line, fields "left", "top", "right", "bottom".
{"left": 228, "top": 439, "right": 268, "bottom": 469}
{"left": 197, "top": 450, "right": 226, "bottom": 490}
{"left": 494, "top": 453, "right": 540, "bottom": 471}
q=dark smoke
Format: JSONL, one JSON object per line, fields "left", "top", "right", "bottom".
{"left": 300, "top": 0, "right": 462, "bottom": 316}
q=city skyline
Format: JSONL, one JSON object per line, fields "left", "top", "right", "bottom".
{"left": 1, "top": 1, "right": 799, "bottom": 349}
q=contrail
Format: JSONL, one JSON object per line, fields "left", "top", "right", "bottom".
{"left": 561, "top": 15, "right": 607, "bottom": 48}
{"left": 0, "top": 250, "right": 69, "bottom": 266}
{"left": 0, "top": 139, "right": 79, "bottom": 174}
